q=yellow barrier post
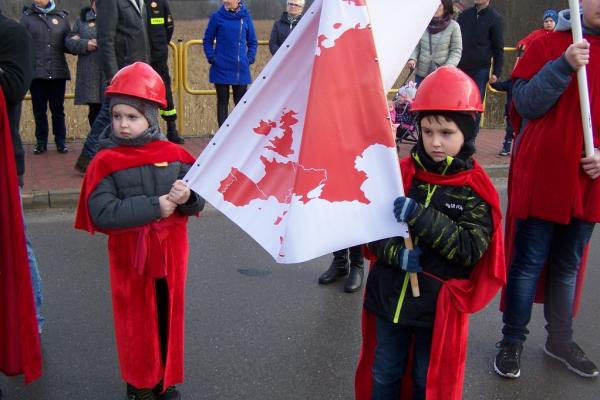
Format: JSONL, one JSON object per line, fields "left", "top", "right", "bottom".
{"left": 177, "top": 39, "right": 185, "bottom": 135}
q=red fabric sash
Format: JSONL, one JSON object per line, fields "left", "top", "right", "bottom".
{"left": 0, "top": 87, "right": 42, "bottom": 383}
{"left": 355, "top": 157, "right": 505, "bottom": 400}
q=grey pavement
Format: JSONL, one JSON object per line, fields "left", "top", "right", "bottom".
{"left": 1, "top": 188, "right": 599, "bottom": 399}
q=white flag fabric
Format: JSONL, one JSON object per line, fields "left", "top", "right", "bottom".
{"left": 184, "top": 0, "right": 438, "bottom": 263}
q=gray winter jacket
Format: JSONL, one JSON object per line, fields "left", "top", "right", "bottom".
{"left": 88, "top": 132, "right": 204, "bottom": 230}
{"left": 96, "top": 0, "right": 150, "bottom": 81}
{"left": 65, "top": 7, "right": 103, "bottom": 105}
{"left": 20, "top": 5, "right": 71, "bottom": 80}
{"left": 410, "top": 20, "right": 462, "bottom": 78}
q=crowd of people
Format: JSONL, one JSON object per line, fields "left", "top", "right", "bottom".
{"left": 2, "top": 0, "right": 600, "bottom": 399}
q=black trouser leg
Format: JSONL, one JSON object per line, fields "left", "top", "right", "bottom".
{"left": 29, "top": 79, "right": 50, "bottom": 146}
{"left": 155, "top": 278, "right": 170, "bottom": 364}
{"left": 87, "top": 103, "right": 102, "bottom": 128}
{"left": 231, "top": 84, "right": 247, "bottom": 106}
{"left": 47, "top": 79, "right": 67, "bottom": 146}
{"left": 215, "top": 84, "right": 230, "bottom": 127}
{"left": 152, "top": 61, "right": 177, "bottom": 122}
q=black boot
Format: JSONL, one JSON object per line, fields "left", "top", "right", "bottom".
{"left": 74, "top": 152, "right": 91, "bottom": 174}
{"left": 127, "top": 384, "right": 156, "bottom": 400}
{"left": 318, "top": 252, "right": 349, "bottom": 284}
{"left": 166, "top": 120, "right": 185, "bottom": 144}
{"left": 344, "top": 257, "right": 364, "bottom": 293}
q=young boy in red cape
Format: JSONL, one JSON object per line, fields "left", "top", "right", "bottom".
{"left": 494, "top": 0, "right": 600, "bottom": 380}
{"left": 516, "top": 9, "right": 558, "bottom": 56}
{"left": 355, "top": 66, "right": 505, "bottom": 400}
{"left": 75, "top": 62, "right": 205, "bottom": 400}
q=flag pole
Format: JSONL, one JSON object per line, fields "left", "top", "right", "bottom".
{"left": 569, "top": 0, "right": 595, "bottom": 157}
{"left": 403, "top": 236, "right": 420, "bottom": 298}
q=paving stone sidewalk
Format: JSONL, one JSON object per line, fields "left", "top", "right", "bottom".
{"left": 21, "top": 129, "right": 510, "bottom": 209}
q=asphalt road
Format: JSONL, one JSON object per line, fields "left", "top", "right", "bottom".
{"left": 2, "top": 188, "right": 599, "bottom": 399}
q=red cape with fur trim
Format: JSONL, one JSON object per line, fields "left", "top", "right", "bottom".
{"left": 75, "top": 141, "right": 196, "bottom": 389}
{"left": 355, "top": 157, "right": 505, "bottom": 400}
{"left": 502, "top": 31, "right": 600, "bottom": 315}
{"left": 0, "top": 88, "right": 42, "bottom": 383}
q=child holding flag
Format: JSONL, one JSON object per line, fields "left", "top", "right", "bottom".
{"left": 355, "top": 66, "right": 505, "bottom": 400}
{"left": 75, "top": 62, "right": 205, "bottom": 400}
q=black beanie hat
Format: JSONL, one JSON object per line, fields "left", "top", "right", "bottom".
{"left": 417, "top": 111, "right": 477, "bottom": 143}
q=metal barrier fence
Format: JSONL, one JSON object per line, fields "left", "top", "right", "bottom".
{"left": 24, "top": 42, "right": 517, "bottom": 136}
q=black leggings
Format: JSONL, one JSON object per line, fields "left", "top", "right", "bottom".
{"left": 215, "top": 84, "right": 247, "bottom": 127}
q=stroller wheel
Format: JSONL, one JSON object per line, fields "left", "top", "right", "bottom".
{"left": 396, "top": 125, "right": 418, "bottom": 144}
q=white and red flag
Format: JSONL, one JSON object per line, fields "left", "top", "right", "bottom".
{"left": 184, "top": 0, "right": 439, "bottom": 263}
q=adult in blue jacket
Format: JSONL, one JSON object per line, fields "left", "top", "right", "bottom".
{"left": 203, "top": 0, "right": 257, "bottom": 127}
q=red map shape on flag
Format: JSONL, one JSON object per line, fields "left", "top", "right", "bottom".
{"left": 299, "top": 24, "right": 394, "bottom": 204}
{"left": 266, "top": 110, "right": 297, "bottom": 158}
{"left": 218, "top": 10, "right": 392, "bottom": 211}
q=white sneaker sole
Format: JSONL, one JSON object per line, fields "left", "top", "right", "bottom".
{"left": 493, "top": 358, "right": 520, "bottom": 378}
{"left": 543, "top": 344, "right": 600, "bottom": 378}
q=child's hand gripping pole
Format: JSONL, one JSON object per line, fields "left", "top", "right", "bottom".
{"left": 403, "top": 236, "right": 420, "bottom": 298}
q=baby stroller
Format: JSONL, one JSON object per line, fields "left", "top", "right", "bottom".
{"left": 392, "top": 81, "right": 418, "bottom": 145}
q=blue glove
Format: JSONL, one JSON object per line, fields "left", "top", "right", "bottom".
{"left": 397, "top": 247, "right": 422, "bottom": 273}
{"left": 394, "top": 196, "right": 418, "bottom": 223}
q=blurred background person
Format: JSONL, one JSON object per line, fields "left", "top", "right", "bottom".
{"left": 407, "top": 0, "right": 462, "bottom": 86}
{"left": 516, "top": 9, "right": 558, "bottom": 56}
{"left": 269, "top": 0, "right": 304, "bottom": 56}
{"left": 20, "top": 0, "right": 71, "bottom": 154}
{"left": 66, "top": 0, "right": 103, "bottom": 128}
{"left": 203, "top": 0, "right": 258, "bottom": 128}
{"left": 74, "top": 0, "right": 150, "bottom": 173}
{"left": 457, "top": 0, "right": 504, "bottom": 138}
{"left": 145, "top": 0, "right": 185, "bottom": 144}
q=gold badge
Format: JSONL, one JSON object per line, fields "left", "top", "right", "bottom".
{"left": 89, "top": 22, "right": 95, "bottom": 27}
{"left": 154, "top": 162, "right": 169, "bottom": 167}
{"left": 51, "top": 18, "right": 59, "bottom": 25}
{"left": 150, "top": 1, "right": 157, "bottom": 7}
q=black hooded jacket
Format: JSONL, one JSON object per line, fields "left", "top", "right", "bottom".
{"left": 269, "top": 11, "right": 302, "bottom": 55}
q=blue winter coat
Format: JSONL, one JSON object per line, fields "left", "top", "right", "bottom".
{"left": 203, "top": 4, "right": 258, "bottom": 85}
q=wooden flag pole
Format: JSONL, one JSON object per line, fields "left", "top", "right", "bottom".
{"left": 569, "top": 0, "right": 595, "bottom": 157}
{"left": 403, "top": 235, "right": 420, "bottom": 298}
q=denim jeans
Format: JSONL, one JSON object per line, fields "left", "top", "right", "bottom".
{"left": 502, "top": 217, "right": 594, "bottom": 345}
{"left": 372, "top": 317, "right": 432, "bottom": 400}
{"left": 19, "top": 187, "right": 44, "bottom": 332}
{"left": 29, "top": 78, "right": 67, "bottom": 147}
{"left": 81, "top": 83, "right": 110, "bottom": 159}
{"left": 462, "top": 68, "right": 490, "bottom": 138}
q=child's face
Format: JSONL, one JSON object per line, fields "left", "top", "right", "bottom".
{"left": 112, "top": 104, "right": 149, "bottom": 140}
{"left": 543, "top": 17, "right": 555, "bottom": 31}
{"left": 420, "top": 115, "right": 465, "bottom": 162}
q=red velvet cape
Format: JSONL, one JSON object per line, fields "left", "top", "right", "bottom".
{"left": 0, "top": 88, "right": 42, "bottom": 383}
{"left": 502, "top": 31, "right": 600, "bottom": 315}
{"left": 516, "top": 28, "right": 551, "bottom": 52}
{"left": 355, "top": 157, "right": 505, "bottom": 400}
{"left": 75, "top": 141, "right": 197, "bottom": 389}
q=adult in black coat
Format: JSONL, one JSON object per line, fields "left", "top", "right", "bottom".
{"left": 269, "top": 0, "right": 304, "bottom": 55}
{"left": 20, "top": 0, "right": 71, "bottom": 154}
{"left": 75, "top": 0, "right": 151, "bottom": 173}
{"left": 457, "top": 0, "right": 504, "bottom": 137}
{"left": 145, "top": 0, "right": 184, "bottom": 144}
{"left": 0, "top": 4, "right": 45, "bottom": 340}
{"left": 66, "top": 0, "right": 103, "bottom": 128}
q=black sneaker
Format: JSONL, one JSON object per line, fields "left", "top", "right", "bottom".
{"left": 544, "top": 340, "right": 599, "bottom": 378}
{"left": 57, "top": 144, "right": 68, "bottom": 154}
{"left": 494, "top": 342, "right": 522, "bottom": 378}
{"left": 498, "top": 149, "right": 510, "bottom": 156}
